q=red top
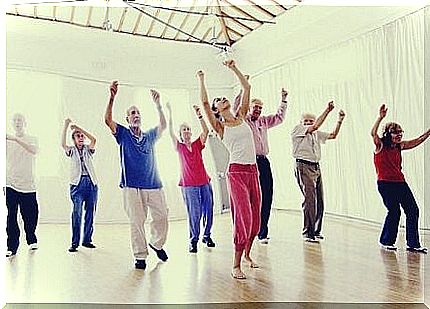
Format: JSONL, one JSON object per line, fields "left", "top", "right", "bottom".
{"left": 374, "top": 146, "right": 405, "bottom": 182}
{"left": 177, "top": 138, "right": 210, "bottom": 187}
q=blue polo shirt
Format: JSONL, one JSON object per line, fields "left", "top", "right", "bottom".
{"left": 114, "top": 124, "right": 162, "bottom": 189}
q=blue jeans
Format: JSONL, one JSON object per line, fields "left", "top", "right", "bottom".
{"left": 378, "top": 181, "right": 421, "bottom": 248}
{"left": 70, "top": 176, "right": 98, "bottom": 246}
{"left": 181, "top": 183, "right": 214, "bottom": 242}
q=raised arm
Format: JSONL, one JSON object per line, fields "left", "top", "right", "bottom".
{"left": 224, "top": 60, "right": 250, "bottom": 118}
{"left": 327, "top": 110, "right": 346, "bottom": 139}
{"left": 370, "top": 104, "right": 387, "bottom": 151}
{"left": 105, "top": 81, "right": 118, "bottom": 134}
{"left": 166, "top": 102, "right": 179, "bottom": 148}
{"left": 6, "top": 135, "right": 38, "bottom": 155}
{"left": 232, "top": 75, "right": 249, "bottom": 116}
{"left": 61, "top": 118, "right": 72, "bottom": 151}
{"left": 197, "top": 70, "right": 223, "bottom": 137}
{"left": 193, "top": 105, "right": 209, "bottom": 144}
{"left": 70, "top": 124, "right": 97, "bottom": 149}
{"left": 265, "top": 88, "right": 289, "bottom": 128}
{"left": 150, "top": 89, "right": 167, "bottom": 135}
{"left": 306, "top": 101, "right": 335, "bottom": 134}
{"left": 401, "top": 128, "right": 430, "bottom": 150}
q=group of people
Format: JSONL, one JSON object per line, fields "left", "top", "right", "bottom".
{"left": 5, "top": 59, "right": 429, "bottom": 280}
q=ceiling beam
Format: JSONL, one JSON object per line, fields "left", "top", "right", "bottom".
{"left": 221, "top": 0, "right": 262, "bottom": 25}
{"left": 70, "top": 6, "right": 75, "bottom": 23}
{"left": 132, "top": 12, "right": 143, "bottom": 34}
{"left": 242, "top": 0, "right": 276, "bottom": 18}
{"left": 86, "top": 6, "right": 93, "bottom": 26}
{"left": 187, "top": 9, "right": 206, "bottom": 41}
{"left": 173, "top": 0, "right": 197, "bottom": 40}
{"left": 267, "top": 0, "right": 289, "bottom": 11}
{"left": 219, "top": 10, "right": 253, "bottom": 32}
{"left": 201, "top": 27, "right": 212, "bottom": 42}
{"left": 118, "top": 7, "right": 128, "bottom": 31}
{"left": 216, "top": 2, "right": 231, "bottom": 46}
{"left": 146, "top": 8, "right": 160, "bottom": 36}
{"left": 226, "top": 26, "right": 244, "bottom": 38}
{"left": 160, "top": 0, "right": 178, "bottom": 38}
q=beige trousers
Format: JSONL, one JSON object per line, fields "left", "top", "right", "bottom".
{"left": 122, "top": 187, "right": 168, "bottom": 259}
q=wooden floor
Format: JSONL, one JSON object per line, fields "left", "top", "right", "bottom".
{"left": 4, "top": 210, "right": 429, "bottom": 304}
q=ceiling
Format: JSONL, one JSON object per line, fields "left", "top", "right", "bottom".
{"left": 6, "top": 0, "right": 298, "bottom": 47}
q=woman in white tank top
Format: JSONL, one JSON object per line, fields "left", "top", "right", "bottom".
{"left": 197, "top": 60, "right": 261, "bottom": 280}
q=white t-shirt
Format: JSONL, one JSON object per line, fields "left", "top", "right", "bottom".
{"left": 6, "top": 135, "right": 38, "bottom": 193}
{"left": 291, "top": 124, "right": 330, "bottom": 163}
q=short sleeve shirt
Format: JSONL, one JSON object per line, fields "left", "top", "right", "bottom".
{"left": 291, "top": 124, "right": 330, "bottom": 162}
{"left": 176, "top": 138, "right": 210, "bottom": 187}
{"left": 114, "top": 124, "right": 162, "bottom": 189}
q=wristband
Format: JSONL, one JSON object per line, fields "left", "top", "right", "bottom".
{"left": 198, "top": 116, "right": 203, "bottom": 119}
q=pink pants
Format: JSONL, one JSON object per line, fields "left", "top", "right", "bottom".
{"left": 227, "top": 163, "right": 261, "bottom": 251}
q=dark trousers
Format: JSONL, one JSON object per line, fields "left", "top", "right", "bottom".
{"left": 70, "top": 176, "right": 98, "bottom": 247}
{"left": 295, "top": 161, "right": 324, "bottom": 238}
{"left": 378, "top": 181, "right": 421, "bottom": 248}
{"left": 257, "top": 156, "right": 273, "bottom": 240}
{"left": 6, "top": 187, "right": 39, "bottom": 253}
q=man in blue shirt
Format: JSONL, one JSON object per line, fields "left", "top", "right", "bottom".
{"left": 105, "top": 81, "right": 168, "bottom": 270}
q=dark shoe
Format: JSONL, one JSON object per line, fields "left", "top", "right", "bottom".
{"left": 6, "top": 250, "right": 16, "bottom": 258}
{"left": 82, "top": 243, "right": 96, "bottom": 249}
{"left": 202, "top": 237, "right": 216, "bottom": 248}
{"left": 189, "top": 241, "right": 198, "bottom": 253}
{"left": 315, "top": 234, "right": 324, "bottom": 240}
{"left": 135, "top": 259, "right": 147, "bottom": 270}
{"left": 149, "top": 244, "right": 168, "bottom": 262}
{"left": 303, "top": 236, "right": 319, "bottom": 243}
{"left": 406, "top": 246, "right": 427, "bottom": 254}
{"left": 68, "top": 245, "right": 78, "bottom": 252}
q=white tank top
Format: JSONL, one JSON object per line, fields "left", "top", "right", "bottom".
{"left": 222, "top": 121, "right": 256, "bottom": 164}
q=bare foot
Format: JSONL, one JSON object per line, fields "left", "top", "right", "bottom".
{"left": 244, "top": 256, "right": 259, "bottom": 268}
{"left": 231, "top": 266, "right": 247, "bottom": 279}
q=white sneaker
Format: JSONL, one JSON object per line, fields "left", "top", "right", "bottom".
{"left": 258, "top": 238, "right": 269, "bottom": 244}
{"left": 380, "top": 243, "right": 397, "bottom": 251}
{"left": 406, "top": 246, "right": 427, "bottom": 254}
{"left": 29, "top": 243, "right": 38, "bottom": 251}
{"left": 304, "top": 237, "right": 319, "bottom": 243}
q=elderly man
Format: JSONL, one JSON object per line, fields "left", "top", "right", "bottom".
{"left": 291, "top": 101, "right": 345, "bottom": 243}
{"left": 233, "top": 87, "right": 288, "bottom": 244}
{"left": 6, "top": 113, "right": 39, "bottom": 257}
{"left": 105, "top": 81, "right": 168, "bottom": 270}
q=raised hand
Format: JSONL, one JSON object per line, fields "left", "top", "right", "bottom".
{"left": 70, "top": 124, "right": 79, "bottom": 131}
{"left": 327, "top": 101, "right": 335, "bottom": 112}
{"left": 197, "top": 70, "right": 205, "bottom": 79}
{"left": 110, "top": 81, "right": 118, "bottom": 98}
{"left": 339, "top": 109, "right": 346, "bottom": 121}
{"left": 150, "top": 89, "right": 160, "bottom": 105}
{"left": 193, "top": 105, "right": 203, "bottom": 118}
{"left": 379, "top": 104, "right": 388, "bottom": 119}
{"left": 281, "top": 88, "right": 288, "bottom": 101}
{"left": 223, "top": 59, "right": 236, "bottom": 69}
{"left": 64, "top": 118, "right": 72, "bottom": 127}
{"left": 6, "top": 134, "right": 16, "bottom": 141}
{"left": 244, "top": 74, "right": 250, "bottom": 81}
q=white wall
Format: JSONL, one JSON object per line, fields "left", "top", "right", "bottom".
{"left": 233, "top": 6, "right": 429, "bottom": 229}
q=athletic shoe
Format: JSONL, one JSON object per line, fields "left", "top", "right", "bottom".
{"left": 380, "top": 243, "right": 397, "bottom": 251}
{"left": 189, "top": 241, "right": 198, "bottom": 253}
{"left": 6, "top": 250, "right": 16, "bottom": 258}
{"left": 202, "top": 237, "right": 216, "bottom": 248}
{"left": 82, "top": 243, "right": 96, "bottom": 249}
{"left": 149, "top": 244, "right": 168, "bottom": 262}
{"left": 68, "top": 245, "right": 78, "bottom": 253}
{"left": 315, "top": 234, "right": 324, "bottom": 240}
{"left": 29, "top": 243, "right": 38, "bottom": 250}
{"left": 135, "top": 259, "right": 146, "bottom": 270}
{"left": 406, "top": 246, "right": 427, "bottom": 254}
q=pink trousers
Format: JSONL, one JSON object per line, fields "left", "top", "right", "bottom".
{"left": 227, "top": 163, "right": 261, "bottom": 251}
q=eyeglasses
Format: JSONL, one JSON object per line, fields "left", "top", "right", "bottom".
{"left": 75, "top": 133, "right": 85, "bottom": 138}
{"left": 390, "top": 130, "right": 404, "bottom": 135}
{"left": 213, "top": 97, "right": 226, "bottom": 103}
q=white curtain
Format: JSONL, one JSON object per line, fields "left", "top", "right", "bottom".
{"left": 244, "top": 8, "right": 427, "bottom": 228}
{"left": 6, "top": 70, "right": 222, "bottom": 223}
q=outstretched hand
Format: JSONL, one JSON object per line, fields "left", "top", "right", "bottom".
{"left": 197, "top": 70, "right": 205, "bottom": 79}
{"left": 327, "top": 101, "right": 335, "bottom": 112}
{"left": 193, "top": 105, "right": 202, "bottom": 118}
{"left": 150, "top": 89, "right": 161, "bottom": 105}
{"left": 110, "top": 81, "right": 118, "bottom": 98}
{"left": 64, "top": 118, "right": 72, "bottom": 127}
{"left": 379, "top": 104, "right": 388, "bottom": 119}
{"left": 70, "top": 124, "right": 79, "bottom": 131}
{"left": 281, "top": 88, "right": 288, "bottom": 101}
{"left": 223, "top": 59, "right": 236, "bottom": 69}
{"left": 339, "top": 109, "right": 346, "bottom": 121}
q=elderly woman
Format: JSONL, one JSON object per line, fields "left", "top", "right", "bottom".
{"left": 371, "top": 104, "right": 429, "bottom": 254}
